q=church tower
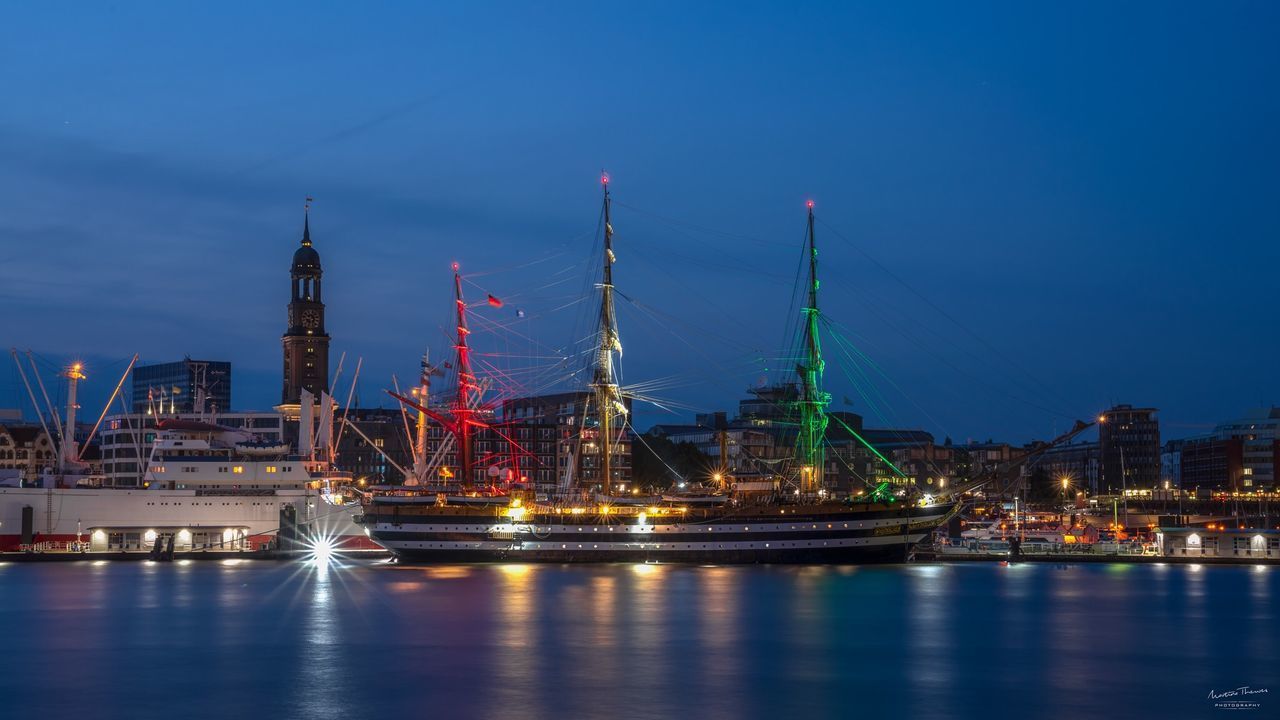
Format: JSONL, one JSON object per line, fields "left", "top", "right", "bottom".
{"left": 281, "top": 201, "right": 330, "bottom": 406}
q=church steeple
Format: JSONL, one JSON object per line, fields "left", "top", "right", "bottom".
{"left": 282, "top": 198, "right": 330, "bottom": 406}
{"left": 301, "top": 197, "right": 312, "bottom": 247}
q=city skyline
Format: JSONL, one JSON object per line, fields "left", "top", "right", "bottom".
{"left": 3, "top": 3, "right": 1279, "bottom": 443}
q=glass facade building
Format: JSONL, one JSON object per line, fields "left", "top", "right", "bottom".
{"left": 131, "top": 359, "right": 232, "bottom": 414}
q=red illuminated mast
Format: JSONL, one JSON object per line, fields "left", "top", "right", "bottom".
{"left": 452, "top": 262, "right": 478, "bottom": 488}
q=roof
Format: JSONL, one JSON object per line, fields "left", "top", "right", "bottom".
{"left": 646, "top": 424, "right": 702, "bottom": 437}
{"left": 292, "top": 213, "right": 321, "bottom": 271}
{"left": 0, "top": 425, "right": 49, "bottom": 444}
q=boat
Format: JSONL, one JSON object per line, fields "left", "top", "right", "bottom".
{"left": 0, "top": 359, "right": 370, "bottom": 553}
{"left": 358, "top": 178, "right": 959, "bottom": 563}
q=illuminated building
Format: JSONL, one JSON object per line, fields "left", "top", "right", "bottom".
{"left": 1099, "top": 404, "right": 1161, "bottom": 492}
{"left": 131, "top": 358, "right": 231, "bottom": 414}
{"left": 500, "top": 391, "right": 631, "bottom": 493}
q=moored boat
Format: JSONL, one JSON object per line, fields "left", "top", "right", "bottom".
{"left": 361, "top": 179, "right": 959, "bottom": 563}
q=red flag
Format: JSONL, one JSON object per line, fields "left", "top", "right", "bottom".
{"left": 487, "top": 294, "right": 503, "bottom": 308}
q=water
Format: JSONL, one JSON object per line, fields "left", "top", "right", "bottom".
{"left": 0, "top": 558, "right": 1274, "bottom": 719}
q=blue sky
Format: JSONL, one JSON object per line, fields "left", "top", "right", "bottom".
{"left": 1, "top": 2, "right": 1278, "bottom": 442}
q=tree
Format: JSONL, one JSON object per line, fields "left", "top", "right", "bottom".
{"left": 633, "top": 434, "right": 715, "bottom": 491}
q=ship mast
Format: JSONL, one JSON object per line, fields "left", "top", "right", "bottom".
{"left": 453, "top": 263, "right": 477, "bottom": 488}
{"left": 592, "top": 174, "right": 623, "bottom": 497}
{"left": 412, "top": 350, "right": 433, "bottom": 483}
{"left": 59, "top": 362, "right": 86, "bottom": 475}
{"left": 797, "top": 200, "right": 830, "bottom": 497}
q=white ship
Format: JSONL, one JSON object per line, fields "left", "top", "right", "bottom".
{"left": 0, "top": 360, "right": 369, "bottom": 554}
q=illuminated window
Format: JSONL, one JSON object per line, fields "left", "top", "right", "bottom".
{"left": 232, "top": 466, "right": 244, "bottom": 474}
{"left": 266, "top": 466, "right": 278, "bottom": 473}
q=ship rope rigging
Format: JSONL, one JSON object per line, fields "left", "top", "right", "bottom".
{"left": 368, "top": 176, "right": 1099, "bottom": 503}
{"left": 601, "top": 197, "right": 1101, "bottom": 498}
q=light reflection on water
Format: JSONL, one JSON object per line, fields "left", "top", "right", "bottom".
{"left": 0, "top": 561, "right": 1275, "bottom": 719}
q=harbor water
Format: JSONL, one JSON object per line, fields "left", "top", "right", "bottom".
{"left": 0, "top": 558, "right": 1273, "bottom": 719}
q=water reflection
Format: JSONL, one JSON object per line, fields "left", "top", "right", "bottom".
{"left": 907, "top": 563, "right": 953, "bottom": 712}
{"left": 488, "top": 564, "right": 540, "bottom": 716}
{"left": 1, "top": 561, "right": 1276, "bottom": 720}
{"left": 697, "top": 567, "right": 745, "bottom": 719}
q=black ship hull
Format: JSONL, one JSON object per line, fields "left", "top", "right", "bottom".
{"left": 387, "top": 541, "right": 926, "bottom": 565}
{"left": 361, "top": 500, "right": 956, "bottom": 565}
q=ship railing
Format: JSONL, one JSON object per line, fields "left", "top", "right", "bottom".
{"left": 20, "top": 541, "right": 90, "bottom": 553}
{"left": 193, "top": 488, "right": 279, "bottom": 496}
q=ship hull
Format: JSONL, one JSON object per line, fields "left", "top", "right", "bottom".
{"left": 385, "top": 537, "right": 930, "bottom": 564}
{"left": 363, "top": 502, "right": 955, "bottom": 565}
{"left": 0, "top": 486, "right": 374, "bottom": 552}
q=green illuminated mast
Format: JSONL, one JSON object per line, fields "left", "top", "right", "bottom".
{"left": 797, "top": 200, "right": 831, "bottom": 497}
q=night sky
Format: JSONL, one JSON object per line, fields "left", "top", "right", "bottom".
{"left": 2, "top": 2, "right": 1278, "bottom": 443}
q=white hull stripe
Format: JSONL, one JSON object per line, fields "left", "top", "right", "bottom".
{"left": 374, "top": 533, "right": 932, "bottom": 553}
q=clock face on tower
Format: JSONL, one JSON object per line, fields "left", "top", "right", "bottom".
{"left": 302, "top": 309, "right": 320, "bottom": 329}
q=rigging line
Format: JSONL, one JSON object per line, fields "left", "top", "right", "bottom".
{"left": 483, "top": 274, "right": 585, "bottom": 305}
{"left": 775, "top": 221, "right": 811, "bottom": 385}
{"left": 617, "top": 241, "right": 776, "bottom": 347}
{"left": 822, "top": 437, "right": 876, "bottom": 489}
{"left": 613, "top": 290, "right": 764, "bottom": 360}
{"left": 612, "top": 298, "right": 767, "bottom": 396}
{"left": 824, "top": 325, "right": 963, "bottom": 480}
{"left": 817, "top": 216, "right": 1080, "bottom": 415}
{"left": 618, "top": 219, "right": 796, "bottom": 282}
{"left": 466, "top": 311, "right": 572, "bottom": 358}
{"left": 828, "top": 413, "right": 908, "bottom": 479}
{"left": 612, "top": 200, "right": 793, "bottom": 248}
{"left": 826, "top": 270, "right": 1071, "bottom": 419}
{"left": 624, "top": 391, "right": 705, "bottom": 413}
{"left": 825, "top": 321, "right": 936, "bottom": 433}
{"left": 462, "top": 246, "right": 580, "bottom": 279}
{"left": 624, "top": 417, "right": 689, "bottom": 486}
{"left": 819, "top": 259, "right": 1074, "bottom": 420}
{"left": 461, "top": 266, "right": 583, "bottom": 309}
{"left": 822, "top": 302, "right": 1077, "bottom": 421}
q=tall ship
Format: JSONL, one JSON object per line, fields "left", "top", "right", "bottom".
{"left": 357, "top": 178, "right": 959, "bottom": 563}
